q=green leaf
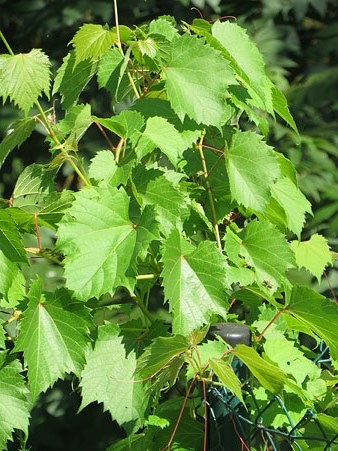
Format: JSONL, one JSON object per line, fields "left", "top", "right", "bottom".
{"left": 0, "top": 356, "right": 30, "bottom": 450}
{"left": 80, "top": 323, "right": 147, "bottom": 433}
{"left": 228, "top": 220, "right": 295, "bottom": 292}
{"left": 136, "top": 335, "right": 188, "bottom": 379}
{"left": 226, "top": 131, "right": 280, "bottom": 213}
{"left": 0, "top": 49, "right": 50, "bottom": 114}
{"left": 161, "top": 229, "right": 228, "bottom": 335}
{"left": 53, "top": 51, "right": 97, "bottom": 109}
{"left": 15, "top": 285, "right": 92, "bottom": 399}
{"left": 88, "top": 150, "right": 117, "bottom": 184}
{"left": 57, "top": 103, "right": 92, "bottom": 142}
{"left": 93, "top": 110, "right": 144, "bottom": 143}
{"left": 97, "top": 48, "right": 132, "bottom": 102}
{"left": 12, "top": 163, "right": 55, "bottom": 212}
{"left": 0, "top": 324, "right": 5, "bottom": 349}
{"left": 211, "top": 21, "right": 272, "bottom": 113}
{"left": 36, "top": 191, "right": 74, "bottom": 228}
{"left": 71, "top": 24, "right": 116, "bottom": 65}
{"left": 149, "top": 17, "right": 178, "bottom": 41}
{"left": 271, "top": 85, "right": 299, "bottom": 136}
{"left": 164, "top": 34, "right": 236, "bottom": 126}
{"left": 133, "top": 167, "right": 190, "bottom": 235}
{"left": 209, "top": 359, "right": 245, "bottom": 405}
{"left": 271, "top": 177, "right": 312, "bottom": 238}
{"left": 57, "top": 186, "right": 141, "bottom": 300}
{"left": 290, "top": 234, "right": 332, "bottom": 281}
{"left": 232, "top": 344, "right": 287, "bottom": 393}
{"left": 136, "top": 116, "right": 191, "bottom": 166}
{"left": 0, "top": 210, "right": 27, "bottom": 264}
{"left": 0, "top": 118, "right": 36, "bottom": 168}
{"left": 0, "top": 251, "right": 25, "bottom": 308}
{"left": 283, "top": 286, "right": 338, "bottom": 362}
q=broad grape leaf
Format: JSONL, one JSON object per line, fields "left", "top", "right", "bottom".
{"left": 149, "top": 17, "right": 178, "bottom": 41}
{"left": 283, "top": 286, "right": 338, "bottom": 362}
{"left": 0, "top": 355, "right": 30, "bottom": 450}
{"left": 0, "top": 49, "right": 50, "bottom": 114}
{"left": 290, "top": 234, "right": 332, "bottom": 281}
{"left": 88, "top": 150, "right": 117, "bottom": 184}
{"left": 93, "top": 110, "right": 144, "bottom": 144}
{"left": 226, "top": 131, "right": 280, "bottom": 213}
{"left": 212, "top": 21, "right": 272, "bottom": 113}
{"left": 232, "top": 344, "right": 287, "bottom": 393}
{"left": 80, "top": 323, "right": 147, "bottom": 433}
{"left": 57, "top": 185, "right": 157, "bottom": 300}
{"left": 164, "top": 34, "right": 237, "bottom": 126}
{"left": 209, "top": 359, "right": 244, "bottom": 405}
{"left": 0, "top": 210, "right": 27, "bottom": 264}
{"left": 231, "top": 220, "right": 295, "bottom": 292}
{"left": 71, "top": 24, "right": 116, "bottom": 65}
{"left": 53, "top": 51, "right": 97, "bottom": 109}
{"left": 15, "top": 285, "right": 92, "bottom": 399}
{"left": 0, "top": 118, "right": 36, "bottom": 168}
{"left": 136, "top": 116, "right": 190, "bottom": 166}
{"left": 136, "top": 335, "right": 188, "bottom": 379}
{"left": 271, "top": 177, "right": 312, "bottom": 238}
{"left": 161, "top": 229, "right": 228, "bottom": 335}
{"left": 0, "top": 251, "right": 25, "bottom": 308}
{"left": 36, "top": 191, "right": 74, "bottom": 229}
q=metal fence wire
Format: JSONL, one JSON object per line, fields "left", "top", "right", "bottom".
{"left": 206, "top": 324, "right": 338, "bottom": 451}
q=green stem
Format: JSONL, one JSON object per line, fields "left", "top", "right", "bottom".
{"left": 0, "top": 30, "right": 14, "bottom": 54}
{"left": 136, "top": 274, "right": 156, "bottom": 280}
{"left": 197, "top": 133, "right": 222, "bottom": 250}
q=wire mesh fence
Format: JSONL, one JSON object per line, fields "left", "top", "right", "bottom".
{"left": 207, "top": 324, "right": 337, "bottom": 451}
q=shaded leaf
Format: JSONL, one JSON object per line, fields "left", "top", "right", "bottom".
{"left": 0, "top": 118, "right": 36, "bottom": 168}
{"left": 271, "top": 85, "right": 299, "bottom": 136}
{"left": 53, "top": 51, "right": 97, "bottom": 109}
{"left": 283, "top": 286, "right": 338, "bottom": 361}
{"left": 0, "top": 49, "right": 50, "bottom": 114}
{"left": 0, "top": 210, "right": 27, "bottom": 264}
{"left": 0, "top": 356, "right": 30, "bottom": 450}
{"left": 161, "top": 229, "right": 228, "bottom": 335}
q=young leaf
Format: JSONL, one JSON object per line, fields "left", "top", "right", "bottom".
{"left": 0, "top": 356, "right": 30, "bottom": 450}
{"left": 97, "top": 48, "right": 131, "bottom": 102}
{"left": 290, "top": 234, "right": 332, "bottom": 281}
{"left": 0, "top": 118, "right": 36, "bottom": 168}
{"left": 0, "top": 49, "right": 50, "bottom": 114}
{"left": 15, "top": 287, "right": 92, "bottom": 399}
{"left": 232, "top": 344, "right": 287, "bottom": 393}
{"left": 164, "top": 34, "right": 236, "bottom": 126}
{"left": 283, "top": 286, "right": 338, "bottom": 361}
{"left": 57, "top": 186, "right": 142, "bottom": 300}
{"left": 136, "top": 335, "right": 188, "bottom": 379}
{"left": 209, "top": 359, "right": 244, "bottom": 405}
{"left": 53, "top": 51, "right": 97, "bottom": 109}
{"left": 271, "top": 177, "right": 312, "bottom": 238}
{"left": 80, "top": 323, "right": 147, "bottom": 433}
{"left": 226, "top": 131, "right": 280, "bottom": 213}
{"left": 136, "top": 116, "right": 190, "bottom": 166}
{"left": 211, "top": 21, "right": 273, "bottom": 113}
{"left": 231, "top": 220, "right": 295, "bottom": 292}
{"left": 57, "top": 103, "right": 92, "bottom": 142}
{"left": 71, "top": 24, "right": 116, "bottom": 65}
{"left": 161, "top": 229, "right": 228, "bottom": 335}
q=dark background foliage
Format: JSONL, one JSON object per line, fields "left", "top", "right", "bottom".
{"left": 1, "top": 0, "right": 337, "bottom": 449}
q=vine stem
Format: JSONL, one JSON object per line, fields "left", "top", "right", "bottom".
{"left": 113, "top": 0, "right": 140, "bottom": 99}
{"left": 0, "top": 30, "right": 14, "bottom": 54}
{"left": 197, "top": 133, "right": 222, "bottom": 250}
